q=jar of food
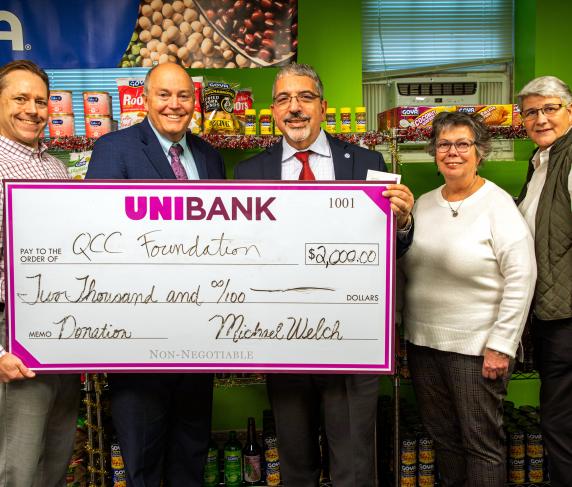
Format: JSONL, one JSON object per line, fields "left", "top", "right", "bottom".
{"left": 355, "top": 106, "right": 367, "bottom": 132}
{"left": 340, "top": 107, "right": 351, "bottom": 133}
{"left": 259, "top": 109, "right": 272, "bottom": 135}
{"left": 325, "top": 108, "right": 337, "bottom": 133}
{"left": 244, "top": 109, "right": 257, "bottom": 135}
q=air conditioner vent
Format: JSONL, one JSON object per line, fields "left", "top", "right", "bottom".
{"left": 397, "top": 82, "right": 477, "bottom": 96}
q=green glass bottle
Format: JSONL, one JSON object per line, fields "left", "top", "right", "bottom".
{"left": 224, "top": 431, "right": 243, "bottom": 487}
{"left": 203, "top": 438, "right": 219, "bottom": 487}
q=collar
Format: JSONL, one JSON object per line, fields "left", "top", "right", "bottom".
{"left": 533, "top": 146, "right": 551, "bottom": 170}
{"left": 0, "top": 135, "right": 47, "bottom": 156}
{"left": 281, "top": 129, "right": 331, "bottom": 162}
{"left": 147, "top": 119, "right": 190, "bottom": 157}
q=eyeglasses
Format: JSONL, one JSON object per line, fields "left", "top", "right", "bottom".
{"left": 521, "top": 103, "right": 566, "bottom": 121}
{"left": 273, "top": 91, "right": 321, "bottom": 108}
{"left": 436, "top": 140, "right": 476, "bottom": 153}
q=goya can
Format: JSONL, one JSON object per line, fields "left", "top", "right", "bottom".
{"left": 83, "top": 91, "right": 112, "bottom": 116}
{"left": 112, "top": 468, "right": 127, "bottom": 487}
{"left": 508, "top": 457, "right": 526, "bottom": 484}
{"left": 508, "top": 426, "right": 526, "bottom": 459}
{"left": 417, "top": 434, "right": 435, "bottom": 464}
{"left": 527, "top": 456, "right": 544, "bottom": 483}
{"left": 110, "top": 441, "right": 124, "bottom": 470}
{"left": 48, "top": 90, "right": 73, "bottom": 114}
{"left": 265, "top": 460, "right": 281, "bottom": 486}
{"left": 399, "top": 463, "right": 416, "bottom": 487}
{"left": 417, "top": 462, "right": 435, "bottom": 487}
{"left": 48, "top": 113, "right": 75, "bottom": 138}
{"left": 85, "top": 115, "right": 113, "bottom": 139}
{"left": 400, "top": 433, "right": 416, "bottom": 466}
{"left": 526, "top": 427, "right": 543, "bottom": 459}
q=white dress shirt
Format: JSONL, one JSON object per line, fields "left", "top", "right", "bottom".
{"left": 519, "top": 146, "right": 572, "bottom": 237}
{"left": 281, "top": 129, "right": 335, "bottom": 180}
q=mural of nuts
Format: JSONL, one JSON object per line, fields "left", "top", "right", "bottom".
{"left": 120, "top": 0, "right": 297, "bottom": 68}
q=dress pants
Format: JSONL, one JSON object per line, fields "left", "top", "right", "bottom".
{"left": 408, "top": 343, "right": 509, "bottom": 487}
{"left": 266, "top": 373, "right": 379, "bottom": 487}
{"left": 0, "top": 311, "right": 80, "bottom": 487}
{"left": 108, "top": 372, "right": 213, "bottom": 487}
{"left": 532, "top": 316, "right": 572, "bottom": 487}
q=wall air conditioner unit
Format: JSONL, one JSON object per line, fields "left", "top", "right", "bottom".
{"left": 363, "top": 72, "right": 510, "bottom": 131}
{"left": 384, "top": 73, "right": 509, "bottom": 108}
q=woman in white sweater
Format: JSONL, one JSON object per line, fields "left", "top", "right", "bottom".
{"left": 399, "top": 111, "right": 536, "bottom": 487}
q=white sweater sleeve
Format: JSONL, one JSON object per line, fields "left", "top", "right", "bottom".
{"left": 486, "top": 194, "right": 537, "bottom": 357}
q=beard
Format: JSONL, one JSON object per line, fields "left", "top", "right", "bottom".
{"left": 281, "top": 111, "right": 312, "bottom": 143}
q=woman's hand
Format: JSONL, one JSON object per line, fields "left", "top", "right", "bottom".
{"left": 482, "top": 348, "right": 510, "bottom": 380}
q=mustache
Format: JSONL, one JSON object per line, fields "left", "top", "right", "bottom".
{"left": 283, "top": 111, "right": 311, "bottom": 123}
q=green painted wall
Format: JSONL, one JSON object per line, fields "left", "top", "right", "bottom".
{"left": 211, "top": 0, "right": 557, "bottom": 425}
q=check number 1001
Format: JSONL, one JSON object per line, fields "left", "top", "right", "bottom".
{"left": 305, "top": 243, "right": 379, "bottom": 268}
{"left": 329, "top": 197, "right": 354, "bottom": 209}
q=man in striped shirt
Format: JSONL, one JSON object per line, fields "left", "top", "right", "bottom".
{"left": 0, "top": 60, "right": 80, "bottom": 487}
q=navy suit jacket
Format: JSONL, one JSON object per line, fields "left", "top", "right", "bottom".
{"left": 85, "top": 117, "right": 225, "bottom": 180}
{"left": 234, "top": 132, "right": 412, "bottom": 256}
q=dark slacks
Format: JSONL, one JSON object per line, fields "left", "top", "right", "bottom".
{"left": 408, "top": 343, "right": 509, "bottom": 487}
{"left": 532, "top": 316, "right": 572, "bottom": 487}
{"left": 108, "top": 373, "right": 213, "bottom": 487}
{"left": 266, "top": 373, "right": 379, "bottom": 487}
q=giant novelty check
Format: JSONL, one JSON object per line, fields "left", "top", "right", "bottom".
{"left": 4, "top": 180, "right": 395, "bottom": 373}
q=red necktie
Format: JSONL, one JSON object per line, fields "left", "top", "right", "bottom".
{"left": 169, "top": 144, "right": 188, "bottom": 180}
{"left": 295, "top": 151, "right": 315, "bottom": 181}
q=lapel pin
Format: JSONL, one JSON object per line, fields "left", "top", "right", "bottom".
{"left": 344, "top": 153, "right": 350, "bottom": 159}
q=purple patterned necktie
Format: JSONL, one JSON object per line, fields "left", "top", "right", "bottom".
{"left": 169, "top": 144, "right": 188, "bottom": 180}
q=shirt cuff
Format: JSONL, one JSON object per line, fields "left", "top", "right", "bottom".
{"left": 397, "top": 214, "right": 413, "bottom": 235}
{"left": 0, "top": 347, "right": 6, "bottom": 358}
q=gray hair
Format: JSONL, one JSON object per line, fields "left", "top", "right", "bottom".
{"left": 272, "top": 63, "right": 324, "bottom": 99}
{"left": 517, "top": 76, "right": 572, "bottom": 108}
{"left": 426, "top": 111, "right": 492, "bottom": 163}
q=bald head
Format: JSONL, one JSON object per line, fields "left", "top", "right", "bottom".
{"left": 143, "top": 63, "right": 195, "bottom": 142}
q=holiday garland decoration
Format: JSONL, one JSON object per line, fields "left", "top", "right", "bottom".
{"left": 43, "top": 127, "right": 529, "bottom": 152}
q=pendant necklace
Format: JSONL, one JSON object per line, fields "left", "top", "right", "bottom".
{"left": 444, "top": 176, "right": 479, "bottom": 218}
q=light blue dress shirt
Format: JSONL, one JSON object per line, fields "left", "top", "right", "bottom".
{"left": 148, "top": 120, "right": 200, "bottom": 180}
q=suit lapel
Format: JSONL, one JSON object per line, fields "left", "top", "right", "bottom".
{"left": 139, "top": 118, "right": 175, "bottom": 179}
{"left": 264, "top": 143, "right": 283, "bottom": 180}
{"left": 328, "top": 133, "right": 354, "bottom": 180}
{"left": 187, "top": 133, "right": 208, "bottom": 179}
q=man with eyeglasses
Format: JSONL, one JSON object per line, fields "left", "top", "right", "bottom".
{"left": 517, "top": 75, "right": 572, "bottom": 487}
{"left": 235, "top": 63, "right": 414, "bottom": 487}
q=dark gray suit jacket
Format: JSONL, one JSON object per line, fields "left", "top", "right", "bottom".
{"left": 234, "top": 132, "right": 412, "bottom": 256}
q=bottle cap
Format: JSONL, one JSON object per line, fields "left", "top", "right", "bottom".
{"left": 326, "top": 108, "right": 337, "bottom": 113}
{"left": 356, "top": 106, "right": 366, "bottom": 112}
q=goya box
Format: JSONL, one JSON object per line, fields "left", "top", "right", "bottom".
{"left": 377, "top": 106, "right": 456, "bottom": 130}
{"left": 457, "top": 104, "right": 514, "bottom": 126}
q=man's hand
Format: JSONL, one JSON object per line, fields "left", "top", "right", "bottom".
{"left": 382, "top": 184, "right": 414, "bottom": 229}
{"left": 0, "top": 352, "right": 35, "bottom": 383}
{"left": 482, "top": 348, "right": 510, "bottom": 380}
